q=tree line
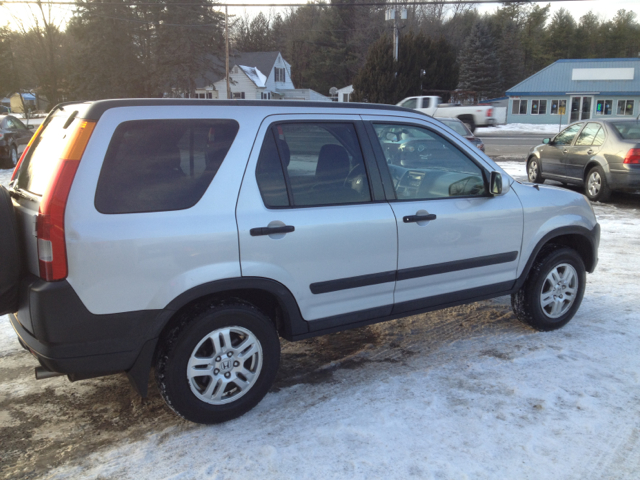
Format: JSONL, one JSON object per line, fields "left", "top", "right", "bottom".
{"left": 0, "top": 0, "right": 639, "bottom": 108}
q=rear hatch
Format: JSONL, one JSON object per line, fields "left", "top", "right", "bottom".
{"left": 8, "top": 104, "right": 94, "bottom": 330}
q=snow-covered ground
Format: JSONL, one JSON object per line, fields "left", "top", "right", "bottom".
{"left": 2, "top": 161, "right": 640, "bottom": 479}
{"left": 482, "top": 123, "right": 566, "bottom": 135}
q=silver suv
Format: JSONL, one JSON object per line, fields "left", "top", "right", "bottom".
{"left": 0, "top": 100, "right": 599, "bottom": 424}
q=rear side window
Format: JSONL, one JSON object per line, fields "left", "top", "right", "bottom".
{"left": 16, "top": 115, "right": 72, "bottom": 195}
{"left": 95, "top": 119, "right": 239, "bottom": 214}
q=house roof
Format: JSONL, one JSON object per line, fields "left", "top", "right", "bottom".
{"left": 196, "top": 51, "right": 282, "bottom": 88}
{"left": 506, "top": 58, "right": 640, "bottom": 96}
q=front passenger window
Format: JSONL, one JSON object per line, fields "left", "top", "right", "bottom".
{"left": 554, "top": 124, "right": 583, "bottom": 146}
{"left": 373, "top": 123, "right": 486, "bottom": 200}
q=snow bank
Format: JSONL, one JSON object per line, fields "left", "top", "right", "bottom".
{"left": 482, "top": 123, "right": 567, "bottom": 135}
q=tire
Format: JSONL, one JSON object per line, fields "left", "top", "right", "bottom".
{"left": 0, "top": 185, "right": 21, "bottom": 316}
{"left": 9, "top": 145, "right": 18, "bottom": 168}
{"left": 459, "top": 116, "right": 476, "bottom": 133}
{"left": 527, "top": 157, "right": 544, "bottom": 184}
{"left": 584, "top": 165, "right": 611, "bottom": 202}
{"left": 511, "top": 246, "right": 586, "bottom": 331}
{"left": 156, "top": 301, "right": 280, "bottom": 424}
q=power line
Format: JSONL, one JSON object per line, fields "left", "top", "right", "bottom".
{"left": 1, "top": 0, "right": 597, "bottom": 7}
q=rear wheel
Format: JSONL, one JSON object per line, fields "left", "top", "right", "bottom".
{"left": 156, "top": 301, "right": 280, "bottom": 424}
{"left": 511, "top": 246, "right": 586, "bottom": 331}
{"left": 527, "top": 157, "right": 544, "bottom": 183}
{"left": 0, "top": 186, "right": 21, "bottom": 315}
{"left": 585, "top": 165, "right": 611, "bottom": 202}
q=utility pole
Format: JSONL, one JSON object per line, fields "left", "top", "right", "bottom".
{"left": 225, "top": 6, "right": 231, "bottom": 100}
{"left": 385, "top": 6, "right": 407, "bottom": 62}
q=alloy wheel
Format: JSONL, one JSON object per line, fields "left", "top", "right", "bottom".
{"left": 539, "top": 263, "right": 578, "bottom": 319}
{"left": 186, "top": 326, "right": 263, "bottom": 405}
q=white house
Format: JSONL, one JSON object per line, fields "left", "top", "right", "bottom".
{"left": 337, "top": 85, "right": 353, "bottom": 103}
{"left": 195, "top": 51, "right": 330, "bottom": 102}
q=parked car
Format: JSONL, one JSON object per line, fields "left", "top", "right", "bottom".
{"left": 527, "top": 119, "right": 640, "bottom": 202}
{"left": 397, "top": 95, "right": 496, "bottom": 132}
{"left": 436, "top": 117, "right": 485, "bottom": 152}
{"left": 1, "top": 99, "right": 599, "bottom": 425}
{"left": 0, "top": 114, "right": 35, "bottom": 169}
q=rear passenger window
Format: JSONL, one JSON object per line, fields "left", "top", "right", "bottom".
{"left": 95, "top": 119, "right": 238, "bottom": 214}
{"left": 255, "top": 123, "right": 371, "bottom": 207}
{"left": 575, "top": 123, "right": 602, "bottom": 146}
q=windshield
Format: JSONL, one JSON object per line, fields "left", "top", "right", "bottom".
{"left": 612, "top": 122, "right": 640, "bottom": 140}
{"left": 440, "top": 120, "right": 471, "bottom": 137}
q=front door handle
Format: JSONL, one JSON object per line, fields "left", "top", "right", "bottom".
{"left": 403, "top": 214, "right": 437, "bottom": 223}
{"left": 250, "top": 225, "right": 295, "bottom": 236}
{"left": 562, "top": 149, "right": 568, "bottom": 154}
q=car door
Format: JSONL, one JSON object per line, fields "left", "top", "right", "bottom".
{"left": 566, "top": 122, "right": 605, "bottom": 181}
{"left": 541, "top": 123, "right": 584, "bottom": 178}
{"left": 236, "top": 115, "right": 398, "bottom": 325}
{"left": 362, "top": 116, "right": 524, "bottom": 313}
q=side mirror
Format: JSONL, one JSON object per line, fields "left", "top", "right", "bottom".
{"left": 542, "top": 138, "right": 550, "bottom": 144}
{"left": 490, "top": 171, "right": 502, "bottom": 196}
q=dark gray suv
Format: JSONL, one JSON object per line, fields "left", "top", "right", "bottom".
{"left": 527, "top": 119, "right": 640, "bottom": 201}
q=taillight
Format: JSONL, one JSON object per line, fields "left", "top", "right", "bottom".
{"left": 487, "top": 108, "right": 493, "bottom": 117}
{"left": 11, "top": 122, "right": 45, "bottom": 181}
{"left": 36, "top": 120, "right": 96, "bottom": 281}
{"left": 623, "top": 148, "right": 640, "bottom": 164}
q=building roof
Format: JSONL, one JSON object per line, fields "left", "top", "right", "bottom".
{"left": 506, "top": 58, "right": 640, "bottom": 96}
{"left": 196, "top": 51, "right": 283, "bottom": 88}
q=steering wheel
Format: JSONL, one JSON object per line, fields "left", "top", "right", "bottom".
{"left": 344, "top": 163, "right": 367, "bottom": 193}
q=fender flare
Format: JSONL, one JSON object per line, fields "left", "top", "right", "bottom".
{"left": 513, "top": 224, "right": 599, "bottom": 292}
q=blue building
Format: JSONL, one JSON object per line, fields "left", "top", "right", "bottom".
{"left": 506, "top": 58, "right": 640, "bottom": 125}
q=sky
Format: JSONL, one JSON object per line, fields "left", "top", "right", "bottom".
{"left": 0, "top": 0, "right": 638, "bottom": 32}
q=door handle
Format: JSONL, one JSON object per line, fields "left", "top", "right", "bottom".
{"left": 562, "top": 149, "right": 568, "bottom": 154}
{"left": 250, "top": 225, "right": 295, "bottom": 236}
{"left": 587, "top": 149, "right": 594, "bottom": 155}
{"left": 403, "top": 214, "right": 437, "bottom": 223}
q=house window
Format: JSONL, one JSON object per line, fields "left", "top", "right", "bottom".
{"left": 275, "top": 67, "right": 286, "bottom": 83}
{"left": 261, "top": 92, "right": 271, "bottom": 99}
{"left": 512, "top": 99, "right": 528, "bottom": 115}
{"left": 550, "top": 99, "right": 566, "bottom": 115}
{"left": 617, "top": 100, "right": 635, "bottom": 116}
{"left": 596, "top": 100, "right": 613, "bottom": 115}
{"left": 539, "top": 100, "right": 547, "bottom": 114}
{"left": 232, "top": 92, "right": 245, "bottom": 99}
{"left": 206, "top": 92, "right": 212, "bottom": 99}
{"left": 531, "top": 100, "right": 546, "bottom": 115}
{"left": 342, "top": 93, "right": 350, "bottom": 102}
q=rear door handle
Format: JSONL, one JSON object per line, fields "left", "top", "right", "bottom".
{"left": 562, "top": 149, "right": 568, "bottom": 154}
{"left": 587, "top": 149, "right": 594, "bottom": 155}
{"left": 403, "top": 214, "right": 437, "bottom": 223}
{"left": 250, "top": 225, "right": 295, "bottom": 236}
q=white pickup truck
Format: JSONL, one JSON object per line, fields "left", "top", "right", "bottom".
{"left": 397, "top": 96, "right": 496, "bottom": 132}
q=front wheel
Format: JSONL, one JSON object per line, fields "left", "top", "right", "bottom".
{"left": 156, "top": 302, "right": 280, "bottom": 424}
{"left": 511, "top": 246, "right": 586, "bottom": 331}
{"left": 585, "top": 165, "right": 611, "bottom": 202}
{"left": 527, "top": 157, "right": 544, "bottom": 184}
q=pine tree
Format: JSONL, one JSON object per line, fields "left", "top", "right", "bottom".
{"left": 457, "top": 20, "right": 503, "bottom": 101}
{"left": 545, "top": 8, "right": 577, "bottom": 61}
{"left": 351, "top": 35, "right": 395, "bottom": 103}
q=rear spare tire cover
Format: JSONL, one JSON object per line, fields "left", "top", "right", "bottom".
{"left": 0, "top": 185, "right": 21, "bottom": 316}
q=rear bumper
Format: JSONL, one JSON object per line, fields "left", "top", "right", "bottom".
{"left": 608, "top": 167, "right": 640, "bottom": 193}
{"left": 9, "top": 274, "right": 169, "bottom": 376}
